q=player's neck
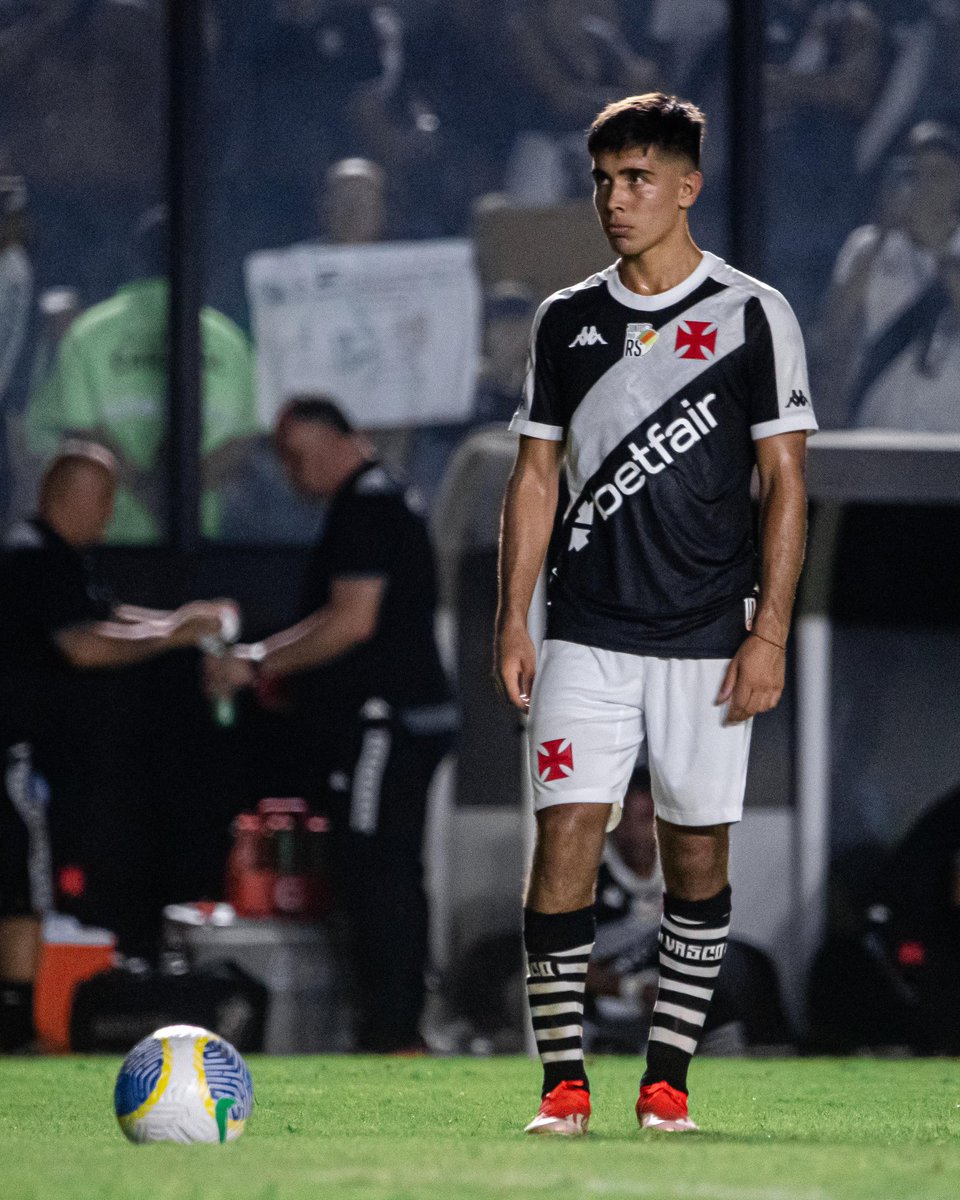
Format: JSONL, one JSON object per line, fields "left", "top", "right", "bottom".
{"left": 616, "top": 230, "right": 703, "bottom": 298}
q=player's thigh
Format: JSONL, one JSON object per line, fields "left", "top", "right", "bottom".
{"left": 528, "top": 802, "right": 613, "bottom": 910}
{"left": 643, "top": 657, "right": 752, "bottom": 827}
{"left": 527, "top": 640, "right": 644, "bottom": 815}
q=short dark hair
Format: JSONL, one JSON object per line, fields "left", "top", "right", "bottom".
{"left": 278, "top": 396, "right": 354, "bottom": 435}
{"left": 588, "top": 93, "right": 706, "bottom": 168}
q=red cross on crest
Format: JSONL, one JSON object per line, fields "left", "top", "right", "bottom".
{"left": 537, "top": 738, "right": 574, "bottom": 781}
{"left": 674, "top": 320, "right": 718, "bottom": 360}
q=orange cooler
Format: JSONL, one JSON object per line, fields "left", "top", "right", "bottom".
{"left": 34, "top": 919, "right": 116, "bottom": 1053}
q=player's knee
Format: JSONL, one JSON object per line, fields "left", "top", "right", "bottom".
{"left": 657, "top": 820, "right": 729, "bottom": 899}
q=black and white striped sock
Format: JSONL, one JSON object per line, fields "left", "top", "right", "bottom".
{"left": 523, "top": 905, "right": 595, "bottom": 1096}
{"left": 642, "top": 885, "right": 732, "bottom": 1094}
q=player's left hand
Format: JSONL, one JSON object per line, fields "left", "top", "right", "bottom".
{"left": 715, "top": 634, "right": 785, "bottom": 725}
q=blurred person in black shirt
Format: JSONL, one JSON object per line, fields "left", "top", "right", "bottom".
{"left": 208, "top": 396, "right": 457, "bottom": 1052}
{"left": 0, "top": 441, "right": 234, "bottom": 1051}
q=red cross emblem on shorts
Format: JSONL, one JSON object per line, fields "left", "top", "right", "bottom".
{"left": 674, "top": 320, "right": 718, "bottom": 360}
{"left": 537, "top": 738, "right": 574, "bottom": 781}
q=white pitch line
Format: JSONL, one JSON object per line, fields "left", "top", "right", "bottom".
{"left": 298, "top": 1165, "right": 830, "bottom": 1200}
{"left": 587, "top": 1181, "right": 828, "bottom": 1200}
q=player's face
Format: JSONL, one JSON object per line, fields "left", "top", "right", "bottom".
{"left": 592, "top": 145, "right": 702, "bottom": 258}
{"left": 275, "top": 419, "right": 343, "bottom": 497}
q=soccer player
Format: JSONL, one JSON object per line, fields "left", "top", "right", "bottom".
{"left": 495, "top": 93, "right": 817, "bottom": 1133}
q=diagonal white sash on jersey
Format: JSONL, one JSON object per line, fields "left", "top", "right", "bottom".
{"left": 564, "top": 282, "right": 748, "bottom": 519}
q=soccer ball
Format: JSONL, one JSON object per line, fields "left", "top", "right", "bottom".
{"left": 114, "top": 1024, "right": 254, "bottom": 1144}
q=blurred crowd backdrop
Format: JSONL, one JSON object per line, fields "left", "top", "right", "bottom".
{"left": 2, "top": 0, "right": 959, "bottom": 546}
{"left": 3, "top": 0, "right": 960, "bottom": 1049}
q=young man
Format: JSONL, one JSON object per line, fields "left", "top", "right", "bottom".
{"left": 495, "top": 93, "right": 817, "bottom": 1133}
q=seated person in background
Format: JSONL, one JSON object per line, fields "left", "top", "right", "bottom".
{"left": 585, "top": 767, "right": 790, "bottom": 1055}
{"left": 24, "top": 206, "right": 257, "bottom": 543}
{"left": 814, "top": 121, "right": 960, "bottom": 425}
{"left": 0, "top": 441, "right": 236, "bottom": 1052}
{"left": 845, "top": 234, "right": 960, "bottom": 432}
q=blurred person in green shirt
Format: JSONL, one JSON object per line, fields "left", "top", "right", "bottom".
{"left": 25, "top": 207, "right": 257, "bottom": 543}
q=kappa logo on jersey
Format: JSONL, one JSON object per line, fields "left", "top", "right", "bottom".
{"left": 674, "top": 320, "right": 718, "bottom": 360}
{"left": 591, "top": 394, "right": 720, "bottom": 520}
{"left": 537, "top": 738, "right": 574, "bottom": 781}
{"left": 624, "top": 323, "right": 658, "bottom": 358}
{"left": 786, "top": 389, "right": 809, "bottom": 408}
{"left": 569, "top": 325, "right": 608, "bottom": 348}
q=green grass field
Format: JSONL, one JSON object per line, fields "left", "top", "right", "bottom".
{"left": 1, "top": 1055, "right": 959, "bottom": 1200}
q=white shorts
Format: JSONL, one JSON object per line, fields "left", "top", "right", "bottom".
{"left": 527, "top": 639, "right": 752, "bottom": 828}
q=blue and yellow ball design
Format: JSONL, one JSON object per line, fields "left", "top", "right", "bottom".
{"left": 114, "top": 1024, "right": 254, "bottom": 1144}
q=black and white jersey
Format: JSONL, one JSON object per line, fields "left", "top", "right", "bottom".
{"left": 510, "top": 252, "right": 818, "bottom": 657}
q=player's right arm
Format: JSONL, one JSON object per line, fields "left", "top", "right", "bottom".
{"left": 494, "top": 434, "right": 563, "bottom": 711}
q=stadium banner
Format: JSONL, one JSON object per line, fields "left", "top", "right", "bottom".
{"left": 245, "top": 239, "right": 481, "bottom": 428}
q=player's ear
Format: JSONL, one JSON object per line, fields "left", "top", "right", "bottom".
{"left": 678, "top": 169, "right": 703, "bottom": 210}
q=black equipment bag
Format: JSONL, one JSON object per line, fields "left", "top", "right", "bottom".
{"left": 70, "top": 959, "right": 268, "bottom": 1053}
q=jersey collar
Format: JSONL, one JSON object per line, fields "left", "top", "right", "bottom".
{"left": 604, "top": 251, "right": 721, "bottom": 312}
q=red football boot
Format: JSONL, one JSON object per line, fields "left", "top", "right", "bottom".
{"left": 524, "top": 1080, "right": 591, "bottom": 1136}
{"left": 636, "top": 1081, "right": 698, "bottom": 1132}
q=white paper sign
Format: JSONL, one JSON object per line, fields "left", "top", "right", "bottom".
{"left": 245, "top": 239, "right": 481, "bottom": 428}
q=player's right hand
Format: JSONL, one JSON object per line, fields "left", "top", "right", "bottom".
{"left": 494, "top": 621, "right": 537, "bottom": 712}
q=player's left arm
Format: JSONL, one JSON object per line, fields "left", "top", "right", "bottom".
{"left": 231, "top": 576, "right": 385, "bottom": 681}
{"left": 716, "top": 430, "right": 809, "bottom": 725}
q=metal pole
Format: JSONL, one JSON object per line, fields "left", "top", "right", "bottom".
{"left": 793, "top": 503, "right": 842, "bottom": 1022}
{"left": 795, "top": 614, "right": 832, "bottom": 975}
{"left": 728, "top": 0, "right": 766, "bottom": 275}
{"left": 167, "top": 0, "right": 204, "bottom": 556}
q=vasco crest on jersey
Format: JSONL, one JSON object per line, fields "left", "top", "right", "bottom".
{"left": 674, "top": 320, "right": 718, "bottom": 360}
{"left": 624, "top": 323, "right": 658, "bottom": 358}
